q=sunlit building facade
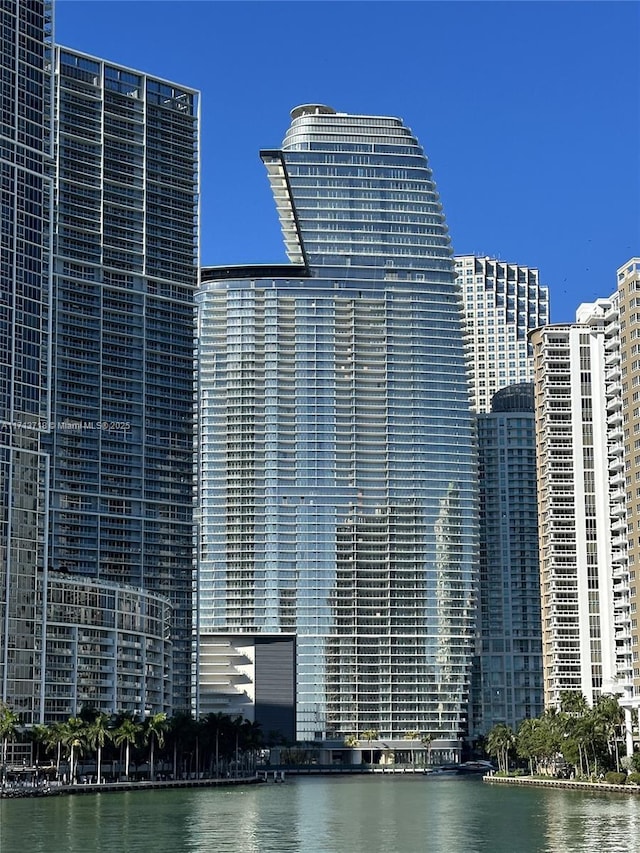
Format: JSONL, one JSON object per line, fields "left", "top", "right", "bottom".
{"left": 531, "top": 303, "right": 618, "bottom": 708}
{"left": 197, "top": 106, "right": 477, "bottom": 750}
{"left": 612, "top": 259, "right": 640, "bottom": 743}
{"left": 456, "top": 255, "right": 549, "bottom": 413}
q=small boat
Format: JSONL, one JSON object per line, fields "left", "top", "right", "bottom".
{"left": 457, "top": 760, "right": 494, "bottom": 775}
{"left": 424, "top": 764, "right": 460, "bottom": 777}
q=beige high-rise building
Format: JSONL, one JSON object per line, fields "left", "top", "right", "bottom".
{"left": 530, "top": 303, "right": 618, "bottom": 710}
{"left": 531, "top": 261, "right": 640, "bottom": 751}
{"left": 614, "top": 259, "right": 640, "bottom": 722}
{"left": 455, "top": 255, "right": 549, "bottom": 412}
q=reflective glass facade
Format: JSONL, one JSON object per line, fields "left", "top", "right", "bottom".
{"left": 42, "top": 575, "right": 172, "bottom": 722}
{"left": 0, "top": 0, "right": 51, "bottom": 724}
{"left": 473, "top": 384, "right": 543, "bottom": 736}
{"left": 197, "top": 106, "right": 477, "bottom": 744}
{"left": 46, "top": 48, "right": 199, "bottom": 711}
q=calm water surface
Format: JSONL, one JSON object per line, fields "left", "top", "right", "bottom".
{"left": 2, "top": 776, "right": 640, "bottom": 853}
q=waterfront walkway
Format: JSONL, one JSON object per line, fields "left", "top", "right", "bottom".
{"left": 484, "top": 774, "right": 640, "bottom": 795}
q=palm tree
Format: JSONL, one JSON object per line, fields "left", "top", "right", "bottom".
{"left": 0, "top": 703, "right": 20, "bottom": 785}
{"left": 113, "top": 716, "right": 141, "bottom": 780}
{"left": 87, "top": 713, "right": 112, "bottom": 784}
{"left": 60, "top": 718, "right": 88, "bottom": 784}
{"left": 42, "top": 722, "right": 66, "bottom": 779}
{"left": 595, "top": 694, "right": 624, "bottom": 772}
{"left": 421, "top": 733, "right": 434, "bottom": 767}
{"left": 361, "top": 729, "right": 379, "bottom": 765}
{"left": 486, "top": 723, "right": 516, "bottom": 774}
{"left": 404, "top": 731, "right": 419, "bottom": 767}
{"left": 230, "top": 716, "right": 244, "bottom": 777}
{"left": 516, "top": 718, "right": 543, "bottom": 775}
{"left": 239, "top": 719, "right": 262, "bottom": 773}
{"left": 29, "top": 724, "right": 50, "bottom": 769}
{"left": 168, "top": 711, "right": 198, "bottom": 780}
{"left": 560, "top": 690, "right": 588, "bottom": 716}
{"left": 144, "top": 712, "right": 168, "bottom": 781}
{"left": 200, "top": 712, "right": 231, "bottom": 777}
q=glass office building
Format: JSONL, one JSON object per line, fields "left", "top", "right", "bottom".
{"left": 197, "top": 106, "right": 477, "bottom": 747}
{"left": 47, "top": 47, "right": 199, "bottom": 711}
{"left": 0, "top": 0, "right": 52, "bottom": 724}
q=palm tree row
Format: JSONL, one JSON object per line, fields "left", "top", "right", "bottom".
{"left": 485, "top": 691, "right": 632, "bottom": 778}
{"left": 0, "top": 703, "right": 263, "bottom": 785}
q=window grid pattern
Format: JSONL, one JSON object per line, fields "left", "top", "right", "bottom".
{"left": 46, "top": 47, "right": 199, "bottom": 709}
{"left": 455, "top": 255, "right": 550, "bottom": 414}
{"left": 198, "top": 107, "right": 477, "bottom": 744}
{"left": 0, "top": 0, "right": 51, "bottom": 726}
{"left": 473, "top": 387, "right": 543, "bottom": 737}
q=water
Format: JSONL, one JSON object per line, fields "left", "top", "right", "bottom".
{"left": 2, "top": 775, "right": 640, "bottom": 853}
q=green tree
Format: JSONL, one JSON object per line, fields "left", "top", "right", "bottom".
{"left": 87, "top": 713, "right": 112, "bottom": 784}
{"left": 168, "top": 711, "right": 198, "bottom": 779}
{"left": 60, "top": 717, "right": 88, "bottom": 784}
{"left": 200, "top": 712, "right": 233, "bottom": 777}
{"left": 144, "top": 712, "right": 168, "bottom": 781}
{"left": 41, "top": 722, "right": 66, "bottom": 778}
{"left": 594, "top": 694, "right": 624, "bottom": 773}
{"left": 113, "top": 716, "right": 142, "bottom": 780}
{"left": 239, "top": 719, "right": 262, "bottom": 773}
{"left": 361, "top": 729, "right": 379, "bottom": 765}
{"left": 560, "top": 690, "right": 588, "bottom": 716}
{"left": 421, "top": 733, "right": 434, "bottom": 766}
{"left": 516, "top": 718, "right": 543, "bottom": 775}
{"left": 229, "top": 716, "right": 245, "bottom": 776}
{"left": 486, "top": 723, "right": 516, "bottom": 774}
{"left": 0, "top": 703, "right": 20, "bottom": 785}
{"left": 29, "top": 724, "right": 50, "bottom": 768}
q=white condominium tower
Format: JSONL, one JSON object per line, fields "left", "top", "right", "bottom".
{"left": 197, "top": 106, "right": 477, "bottom": 753}
{"left": 456, "top": 255, "right": 549, "bottom": 413}
{"left": 530, "top": 302, "right": 620, "bottom": 709}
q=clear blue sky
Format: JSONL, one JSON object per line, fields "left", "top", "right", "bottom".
{"left": 55, "top": 0, "right": 639, "bottom": 323}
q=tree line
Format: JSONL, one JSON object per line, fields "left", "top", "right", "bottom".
{"left": 0, "top": 704, "right": 264, "bottom": 785}
{"left": 484, "top": 691, "right": 640, "bottom": 781}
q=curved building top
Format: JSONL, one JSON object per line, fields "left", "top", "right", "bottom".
{"left": 290, "top": 104, "right": 337, "bottom": 119}
{"left": 262, "top": 106, "right": 453, "bottom": 279}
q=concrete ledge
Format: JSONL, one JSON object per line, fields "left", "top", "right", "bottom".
{"left": 483, "top": 775, "right": 640, "bottom": 794}
{"left": 0, "top": 776, "right": 262, "bottom": 799}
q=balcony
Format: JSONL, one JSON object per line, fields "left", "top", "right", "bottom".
{"left": 607, "top": 407, "right": 623, "bottom": 426}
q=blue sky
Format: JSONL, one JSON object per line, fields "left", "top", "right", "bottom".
{"left": 55, "top": 1, "right": 639, "bottom": 323}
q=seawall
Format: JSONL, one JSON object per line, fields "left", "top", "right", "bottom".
{"left": 484, "top": 774, "right": 640, "bottom": 795}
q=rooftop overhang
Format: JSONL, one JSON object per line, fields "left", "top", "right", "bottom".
{"left": 260, "top": 149, "right": 306, "bottom": 266}
{"left": 201, "top": 263, "right": 309, "bottom": 283}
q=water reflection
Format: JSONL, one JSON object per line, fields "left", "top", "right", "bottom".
{"left": 187, "top": 785, "right": 301, "bottom": 852}
{"left": 2, "top": 777, "right": 640, "bottom": 853}
{"left": 543, "top": 788, "right": 640, "bottom": 853}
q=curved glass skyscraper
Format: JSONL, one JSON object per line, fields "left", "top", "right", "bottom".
{"left": 197, "top": 106, "right": 477, "bottom": 748}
